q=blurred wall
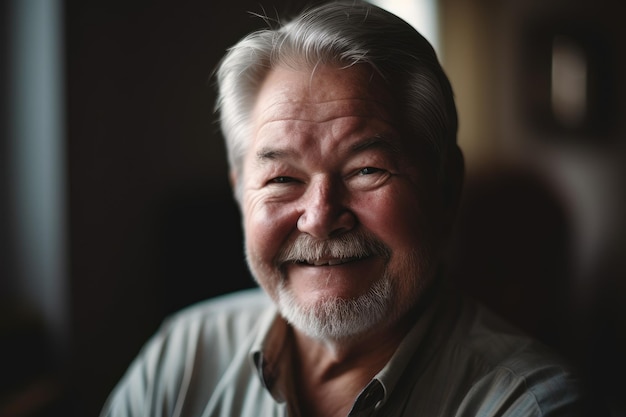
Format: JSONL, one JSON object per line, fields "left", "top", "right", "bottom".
{"left": 1, "top": 1, "right": 70, "bottom": 416}
{"left": 441, "top": 0, "right": 626, "bottom": 414}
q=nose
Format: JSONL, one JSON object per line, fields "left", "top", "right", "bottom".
{"left": 297, "top": 177, "right": 356, "bottom": 239}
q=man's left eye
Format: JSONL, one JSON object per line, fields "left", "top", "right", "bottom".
{"left": 358, "top": 167, "right": 382, "bottom": 175}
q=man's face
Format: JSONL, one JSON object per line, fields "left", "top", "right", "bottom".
{"left": 239, "top": 63, "right": 443, "bottom": 340}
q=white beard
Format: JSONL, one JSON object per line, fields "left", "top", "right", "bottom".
{"left": 276, "top": 276, "right": 394, "bottom": 341}
{"left": 256, "top": 230, "right": 433, "bottom": 341}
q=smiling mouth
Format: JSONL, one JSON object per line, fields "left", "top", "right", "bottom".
{"left": 295, "top": 256, "right": 366, "bottom": 266}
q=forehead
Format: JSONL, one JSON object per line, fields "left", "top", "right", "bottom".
{"left": 252, "top": 63, "right": 399, "bottom": 130}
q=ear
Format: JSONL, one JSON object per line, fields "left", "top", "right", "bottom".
{"left": 229, "top": 170, "right": 238, "bottom": 190}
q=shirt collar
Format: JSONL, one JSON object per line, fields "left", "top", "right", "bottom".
{"left": 250, "top": 303, "right": 291, "bottom": 402}
{"left": 371, "top": 281, "right": 455, "bottom": 410}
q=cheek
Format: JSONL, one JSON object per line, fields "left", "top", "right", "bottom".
{"left": 356, "top": 190, "right": 431, "bottom": 248}
{"left": 243, "top": 199, "right": 295, "bottom": 263}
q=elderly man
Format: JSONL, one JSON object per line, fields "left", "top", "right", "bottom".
{"left": 100, "top": 1, "right": 583, "bottom": 416}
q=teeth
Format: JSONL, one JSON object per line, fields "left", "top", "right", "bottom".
{"left": 307, "top": 258, "right": 356, "bottom": 266}
{"left": 292, "top": 256, "right": 365, "bottom": 266}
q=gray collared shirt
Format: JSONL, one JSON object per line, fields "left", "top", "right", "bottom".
{"left": 100, "top": 285, "right": 582, "bottom": 417}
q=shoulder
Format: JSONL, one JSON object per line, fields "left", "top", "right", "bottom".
{"left": 151, "top": 287, "right": 274, "bottom": 361}
{"left": 452, "top": 296, "right": 583, "bottom": 416}
{"left": 99, "top": 287, "right": 274, "bottom": 417}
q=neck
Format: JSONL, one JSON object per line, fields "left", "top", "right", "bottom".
{"left": 289, "top": 313, "right": 414, "bottom": 417}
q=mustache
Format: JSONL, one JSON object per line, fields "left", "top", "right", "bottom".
{"left": 275, "top": 230, "right": 391, "bottom": 264}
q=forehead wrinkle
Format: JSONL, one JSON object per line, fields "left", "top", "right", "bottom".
{"left": 350, "top": 134, "right": 402, "bottom": 156}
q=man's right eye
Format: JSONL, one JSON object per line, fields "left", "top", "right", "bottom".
{"left": 269, "top": 176, "right": 295, "bottom": 184}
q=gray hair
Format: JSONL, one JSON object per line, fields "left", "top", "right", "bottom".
{"left": 214, "top": 0, "right": 458, "bottom": 202}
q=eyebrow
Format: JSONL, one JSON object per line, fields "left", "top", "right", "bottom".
{"left": 255, "top": 134, "right": 402, "bottom": 164}
{"left": 256, "top": 148, "right": 293, "bottom": 163}
{"left": 349, "top": 134, "right": 402, "bottom": 155}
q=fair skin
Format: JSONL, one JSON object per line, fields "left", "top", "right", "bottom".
{"left": 236, "top": 63, "right": 449, "bottom": 417}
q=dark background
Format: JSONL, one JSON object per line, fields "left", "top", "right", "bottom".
{"left": 1, "top": 0, "right": 625, "bottom": 416}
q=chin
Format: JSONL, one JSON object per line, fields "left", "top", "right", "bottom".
{"left": 276, "top": 277, "right": 396, "bottom": 341}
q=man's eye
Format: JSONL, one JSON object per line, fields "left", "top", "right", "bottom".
{"left": 269, "top": 176, "right": 295, "bottom": 184}
{"left": 358, "top": 167, "right": 382, "bottom": 175}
